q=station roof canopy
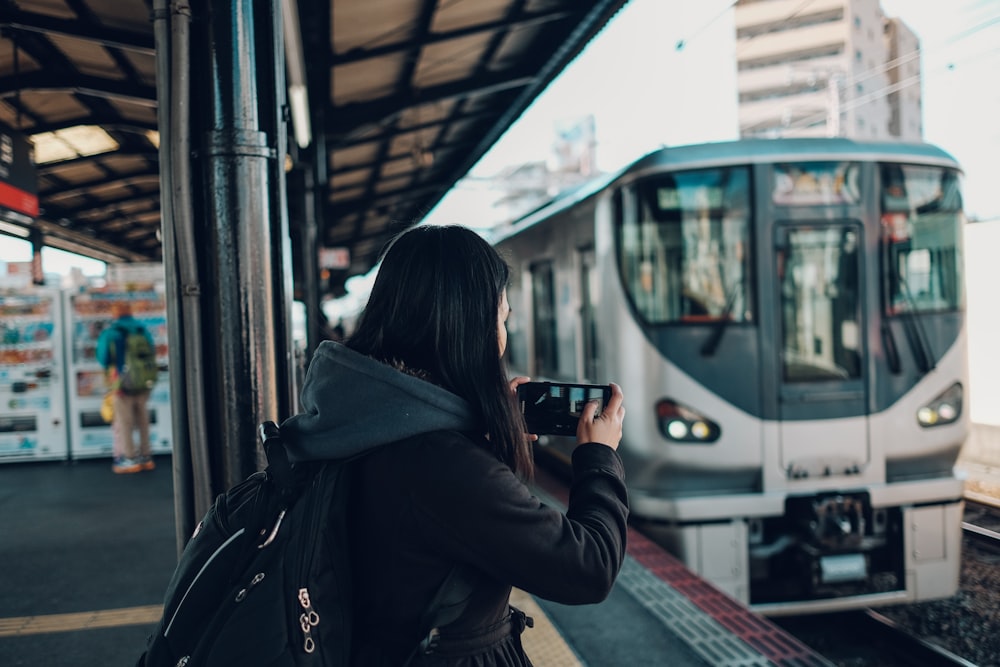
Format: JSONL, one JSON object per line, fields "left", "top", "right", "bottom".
{"left": 0, "top": 0, "right": 629, "bottom": 291}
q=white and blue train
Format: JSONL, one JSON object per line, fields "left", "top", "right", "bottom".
{"left": 494, "top": 138, "right": 968, "bottom": 614}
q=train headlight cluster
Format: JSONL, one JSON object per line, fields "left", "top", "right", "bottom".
{"left": 917, "top": 383, "right": 963, "bottom": 427}
{"left": 656, "top": 399, "right": 720, "bottom": 443}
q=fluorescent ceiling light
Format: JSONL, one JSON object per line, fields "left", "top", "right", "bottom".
{"left": 0, "top": 221, "right": 31, "bottom": 238}
{"left": 283, "top": 0, "right": 312, "bottom": 149}
{"left": 31, "top": 125, "right": 120, "bottom": 164}
{"left": 288, "top": 84, "right": 311, "bottom": 149}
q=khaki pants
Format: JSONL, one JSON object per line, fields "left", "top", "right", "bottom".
{"left": 112, "top": 390, "right": 152, "bottom": 460}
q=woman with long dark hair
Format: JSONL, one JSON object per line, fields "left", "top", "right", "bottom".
{"left": 281, "top": 224, "right": 628, "bottom": 666}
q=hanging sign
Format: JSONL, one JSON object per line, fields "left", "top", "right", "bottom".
{"left": 0, "top": 123, "right": 38, "bottom": 222}
{"left": 319, "top": 247, "right": 351, "bottom": 270}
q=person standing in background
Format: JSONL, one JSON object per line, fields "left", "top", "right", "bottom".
{"left": 96, "top": 301, "right": 157, "bottom": 474}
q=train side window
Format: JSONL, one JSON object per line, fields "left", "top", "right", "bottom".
{"left": 615, "top": 166, "right": 752, "bottom": 324}
{"left": 530, "top": 261, "right": 559, "bottom": 377}
{"left": 611, "top": 188, "right": 624, "bottom": 227}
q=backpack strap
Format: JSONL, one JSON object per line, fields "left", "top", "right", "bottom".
{"left": 107, "top": 322, "right": 128, "bottom": 370}
{"left": 257, "top": 421, "right": 298, "bottom": 501}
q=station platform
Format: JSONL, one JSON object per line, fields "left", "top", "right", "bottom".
{"left": 0, "top": 450, "right": 839, "bottom": 667}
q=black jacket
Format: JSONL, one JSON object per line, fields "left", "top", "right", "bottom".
{"left": 280, "top": 342, "right": 629, "bottom": 666}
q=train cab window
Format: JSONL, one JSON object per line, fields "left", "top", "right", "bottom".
{"left": 616, "top": 167, "right": 752, "bottom": 324}
{"left": 880, "top": 164, "right": 964, "bottom": 314}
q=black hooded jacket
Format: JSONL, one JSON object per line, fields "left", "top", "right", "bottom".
{"left": 280, "top": 341, "right": 629, "bottom": 666}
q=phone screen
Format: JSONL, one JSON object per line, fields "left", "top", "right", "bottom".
{"left": 516, "top": 382, "right": 611, "bottom": 436}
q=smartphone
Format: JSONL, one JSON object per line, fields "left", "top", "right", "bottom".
{"left": 516, "top": 381, "right": 612, "bottom": 436}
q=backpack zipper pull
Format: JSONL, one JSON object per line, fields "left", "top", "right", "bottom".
{"left": 298, "top": 587, "right": 320, "bottom": 653}
{"left": 234, "top": 572, "right": 266, "bottom": 602}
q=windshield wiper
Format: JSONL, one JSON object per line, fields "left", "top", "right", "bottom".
{"left": 896, "top": 274, "right": 936, "bottom": 374}
{"left": 701, "top": 281, "right": 740, "bottom": 357}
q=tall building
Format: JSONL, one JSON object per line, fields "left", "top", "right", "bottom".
{"left": 735, "top": 0, "right": 922, "bottom": 140}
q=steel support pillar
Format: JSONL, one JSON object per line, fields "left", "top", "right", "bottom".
{"left": 196, "top": 0, "right": 293, "bottom": 489}
{"left": 155, "top": 0, "right": 294, "bottom": 542}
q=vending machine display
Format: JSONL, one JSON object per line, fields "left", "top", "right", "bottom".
{"left": 64, "top": 287, "right": 173, "bottom": 459}
{"left": 0, "top": 289, "right": 70, "bottom": 461}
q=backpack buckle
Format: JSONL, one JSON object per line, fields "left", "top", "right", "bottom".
{"left": 419, "top": 626, "right": 441, "bottom": 654}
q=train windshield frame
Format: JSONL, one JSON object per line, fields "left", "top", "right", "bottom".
{"left": 615, "top": 166, "right": 753, "bottom": 325}
{"left": 880, "top": 163, "right": 964, "bottom": 315}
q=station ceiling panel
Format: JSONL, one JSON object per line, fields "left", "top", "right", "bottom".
{"left": 0, "top": 0, "right": 629, "bottom": 291}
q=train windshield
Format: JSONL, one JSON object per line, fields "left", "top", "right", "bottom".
{"left": 778, "top": 226, "right": 863, "bottom": 382}
{"left": 617, "top": 166, "right": 752, "bottom": 324}
{"left": 880, "top": 164, "right": 964, "bottom": 314}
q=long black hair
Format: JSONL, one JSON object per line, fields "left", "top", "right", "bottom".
{"left": 346, "top": 225, "right": 532, "bottom": 477}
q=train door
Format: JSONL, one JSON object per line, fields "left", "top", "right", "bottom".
{"left": 774, "top": 223, "right": 869, "bottom": 477}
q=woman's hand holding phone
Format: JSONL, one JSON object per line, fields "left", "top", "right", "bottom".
{"left": 509, "top": 376, "right": 539, "bottom": 442}
{"left": 576, "top": 382, "right": 625, "bottom": 451}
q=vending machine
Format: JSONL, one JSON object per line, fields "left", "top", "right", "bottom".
{"left": 63, "top": 287, "right": 173, "bottom": 459}
{"left": 0, "top": 288, "right": 70, "bottom": 462}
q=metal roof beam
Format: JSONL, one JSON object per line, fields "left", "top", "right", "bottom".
{"left": 41, "top": 169, "right": 161, "bottom": 199}
{"left": 52, "top": 192, "right": 160, "bottom": 219}
{"left": 26, "top": 115, "right": 158, "bottom": 135}
{"left": 26, "top": 217, "right": 153, "bottom": 262}
{"left": 36, "top": 149, "right": 158, "bottom": 175}
{"left": 0, "top": 10, "right": 156, "bottom": 55}
{"left": 324, "top": 106, "right": 498, "bottom": 148}
{"left": 0, "top": 72, "right": 157, "bottom": 107}
{"left": 327, "top": 69, "right": 534, "bottom": 142}
{"left": 330, "top": 8, "right": 573, "bottom": 66}
{"left": 327, "top": 182, "right": 441, "bottom": 219}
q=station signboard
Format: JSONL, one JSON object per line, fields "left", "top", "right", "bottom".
{"left": 0, "top": 123, "right": 38, "bottom": 224}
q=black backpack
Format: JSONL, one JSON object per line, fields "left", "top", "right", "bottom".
{"left": 138, "top": 422, "right": 474, "bottom": 667}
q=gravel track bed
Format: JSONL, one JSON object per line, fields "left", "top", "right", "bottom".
{"left": 874, "top": 517, "right": 1000, "bottom": 666}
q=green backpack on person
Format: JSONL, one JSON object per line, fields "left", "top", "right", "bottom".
{"left": 116, "top": 325, "right": 159, "bottom": 394}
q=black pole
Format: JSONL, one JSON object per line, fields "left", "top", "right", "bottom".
{"left": 28, "top": 228, "right": 44, "bottom": 285}
{"left": 261, "top": 0, "right": 297, "bottom": 418}
{"left": 193, "top": 0, "right": 288, "bottom": 489}
{"left": 152, "top": 0, "right": 197, "bottom": 549}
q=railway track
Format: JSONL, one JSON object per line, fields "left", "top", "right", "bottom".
{"left": 773, "top": 608, "right": 976, "bottom": 667}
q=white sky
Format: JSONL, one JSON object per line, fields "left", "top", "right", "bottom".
{"left": 2, "top": 0, "right": 997, "bottom": 275}
{"left": 426, "top": 0, "right": 1000, "bottom": 227}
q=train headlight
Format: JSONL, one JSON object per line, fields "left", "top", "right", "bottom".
{"left": 656, "top": 399, "right": 720, "bottom": 443}
{"left": 917, "top": 383, "right": 962, "bottom": 428}
{"left": 690, "top": 421, "right": 711, "bottom": 439}
{"left": 666, "top": 420, "right": 688, "bottom": 439}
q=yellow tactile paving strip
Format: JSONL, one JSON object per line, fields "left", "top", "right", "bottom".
{"left": 510, "top": 588, "right": 583, "bottom": 667}
{"left": 0, "top": 605, "right": 161, "bottom": 637}
{"left": 0, "top": 592, "right": 582, "bottom": 667}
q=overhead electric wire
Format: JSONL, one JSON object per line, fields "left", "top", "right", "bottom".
{"left": 675, "top": 0, "right": 738, "bottom": 51}
{"left": 737, "top": 2, "right": 1000, "bottom": 134}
